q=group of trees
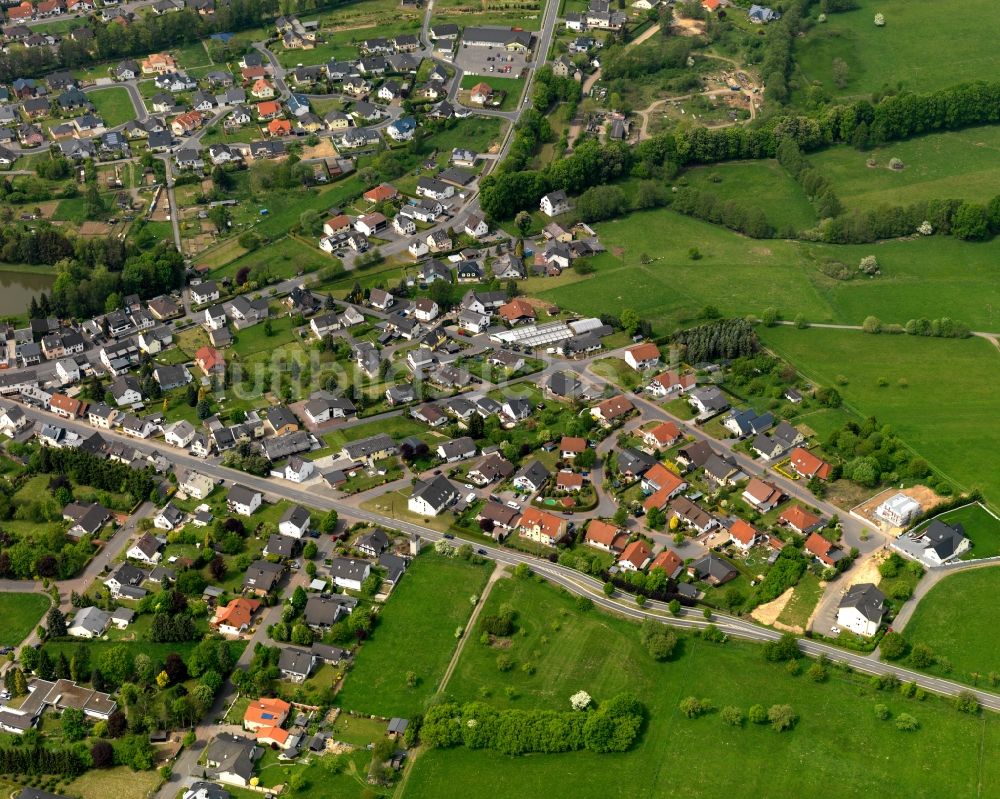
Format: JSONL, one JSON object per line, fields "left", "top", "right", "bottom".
{"left": 670, "top": 186, "right": 775, "bottom": 237}
{"left": 31, "top": 446, "right": 155, "bottom": 504}
{"left": 420, "top": 694, "right": 645, "bottom": 755}
{"left": 862, "top": 315, "right": 971, "bottom": 339}
{"left": 0, "top": 746, "right": 86, "bottom": 777}
{"left": 672, "top": 318, "right": 758, "bottom": 364}
{"left": 776, "top": 138, "right": 843, "bottom": 219}
{"left": 486, "top": 75, "right": 1000, "bottom": 230}
{"left": 823, "top": 416, "right": 941, "bottom": 492}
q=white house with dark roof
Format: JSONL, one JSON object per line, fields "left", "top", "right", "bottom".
{"left": 836, "top": 583, "right": 885, "bottom": 637}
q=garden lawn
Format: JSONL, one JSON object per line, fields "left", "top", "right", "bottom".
{"left": 87, "top": 87, "right": 136, "bottom": 128}
{"left": 903, "top": 566, "right": 1000, "bottom": 683}
{"left": 230, "top": 314, "right": 297, "bottom": 359}
{"left": 0, "top": 593, "right": 50, "bottom": 647}
{"left": 792, "top": 0, "right": 1000, "bottom": 101}
{"left": 810, "top": 126, "right": 1000, "bottom": 211}
{"left": 682, "top": 160, "right": 817, "bottom": 233}
{"left": 335, "top": 552, "right": 492, "bottom": 717}
{"left": 210, "top": 236, "right": 332, "bottom": 281}
{"left": 405, "top": 573, "right": 1000, "bottom": 799}
{"left": 759, "top": 326, "right": 1000, "bottom": 509}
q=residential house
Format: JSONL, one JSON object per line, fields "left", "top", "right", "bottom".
{"left": 788, "top": 447, "right": 832, "bottom": 480}
{"left": 623, "top": 342, "right": 660, "bottom": 371}
{"left": 408, "top": 475, "right": 459, "bottom": 516}
{"left": 618, "top": 540, "right": 652, "bottom": 572}
{"left": 211, "top": 597, "right": 261, "bottom": 636}
{"left": 741, "top": 478, "right": 783, "bottom": 511}
{"left": 512, "top": 460, "right": 549, "bottom": 494}
{"left": 688, "top": 553, "right": 737, "bottom": 586}
{"left": 584, "top": 520, "right": 627, "bottom": 553}
{"left": 518, "top": 506, "right": 568, "bottom": 545}
{"left": 728, "top": 519, "right": 759, "bottom": 552}
{"left": 836, "top": 583, "right": 885, "bottom": 636}
{"left": 227, "top": 484, "right": 262, "bottom": 516}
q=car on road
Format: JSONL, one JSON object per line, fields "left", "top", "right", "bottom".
{"left": 477, "top": 549, "right": 487, "bottom": 555}
{"left": 443, "top": 533, "right": 454, "bottom": 539}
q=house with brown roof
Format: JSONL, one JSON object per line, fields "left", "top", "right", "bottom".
{"left": 649, "top": 548, "right": 683, "bottom": 578}
{"left": 476, "top": 501, "right": 520, "bottom": 539}
{"left": 469, "top": 82, "right": 493, "bottom": 104}
{"left": 641, "top": 463, "right": 687, "bottom": 511}
{"left": 363, "top": 183, "right": 398, "bottom": 203}
{"left": 642, "top": 421, "right": 681, "bottom": 450}
{"left": 669, "top": 496, "right": 719, "bottom": 533}
{"left": 741, "top": 478, "right": 783, "bottom": 511}
{"left": 211, "top": 597, "right": 261, "bottom": 637}
{"left": 556, "top": 470, "right": 584, "bottom": 491}
{"left": 584, "top": 520, "right": 627, "bottom": 553}
{"left": 243, "top": 697, "right": 290, "bottom": 732}
{"left": 805, "top": 531, "right": 845, "bottom": 567}
{"left": 623, "top": 342, "right": 660, "bottom": 371}
{"left": 499, "top": 298, "right": 536, "bottom": 324}
{"left": 195, "top": 346, "right": 225, "bottom": 375}
{"left": 49, "top": 393, "right": 84, "bottom": 419}
{"left": 728, "top": 519, "right": 759, "bottom": 552}
{"left": 590, "top": 394, "right": 634, "bottom": 425}
{"left": 648, "top": 370, "right": 696, "bottom": 397}
{"left": 788, "top": 447, "right": 832, "bottom": 480}
{"left": 559, "top": 436, "right": 587, "bottom": 459}
{"left": 778, "top": 505, "right": 823, "bottom": 535}
{"left": 141, "top": 52, "right": 177, "bottom": 74}
{"left": 618, "top": 539, "right": 652, "bottom": 571}
{"left": 517, "top": 506, "right": 567, "bottom": 545}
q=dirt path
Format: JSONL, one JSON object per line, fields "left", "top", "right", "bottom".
{"left": 569, "top": 23, "right": 661, "bottom": 142}
{"left": 437, "top": 562, "right": 502, "bottom": 693}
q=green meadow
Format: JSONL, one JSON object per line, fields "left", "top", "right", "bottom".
{"left": 404, "top": 574, "right": 1000, "bottom": 799}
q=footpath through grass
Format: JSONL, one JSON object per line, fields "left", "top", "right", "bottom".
{"left": 903, "top": 566, "right": 1000, "bottom": 685}
{"left": 405, "top": 573, "right": 1000, "bottom": 799}
{"left": 336, "top": 551, "right": 492, "bottom": 718}
{"left": 0, "top": 592, "right": 50, "bottom": 646}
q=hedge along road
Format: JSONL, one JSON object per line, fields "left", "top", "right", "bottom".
{"left": 7, "top": 403, "right": 1000, "bottom": 713}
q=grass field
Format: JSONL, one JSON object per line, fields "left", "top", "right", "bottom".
{"left": 405, "top": 573, "right": 1000, "bottom": 798}
{"left": 910, "top": 503, "right": 1000, "bottom": 561}
{"left": 793, "top": 0, "right": 1000, "bottom": 101}
{"left": 535, "top": 207, "right": 1000, "bottom": 333}
{"left": 87, "top": 87, "right": 137, "bottom": 128}
{"left": 759, "top": 326, "right": 1000, "bottom": 508}
{"left": 65, "top": 767, "right": 161, "bottom": 799}
{"left": 209, "top": 235, "right": 332, "bottom": 280}
{"left": 903, "top": 566, "right": 1000, "bottom": 684}
{"left": 810, "top": 126, "right": 1000, "bottom": 211}
{"left": 335, "top": 552, "right": 492, "bottom": 718}
{"left": 682, "top": 160, "right": 817, "bottom": 233}
{"left": 0, "top": 593, "right": 49, "bottom": 647}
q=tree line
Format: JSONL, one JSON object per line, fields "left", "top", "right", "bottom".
{"left": 481, "top": 80, "right": 1000, "bottom": 221}
{"left": 420, "top": 693, "right": 645, "bottom": 755}
{"left": 0, "top": 746, "right": 86, "bottom": 777}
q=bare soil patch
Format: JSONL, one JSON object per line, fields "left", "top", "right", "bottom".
{"left": 751, "top": 587, "right": 793, "bottom": 626}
